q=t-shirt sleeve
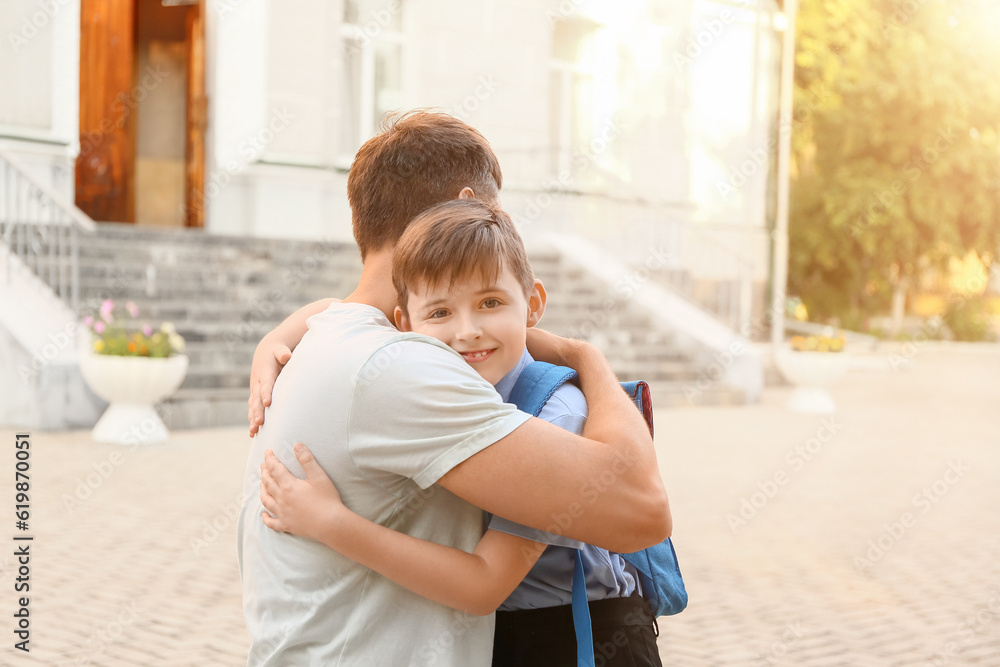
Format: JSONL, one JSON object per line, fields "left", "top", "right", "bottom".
{"left": 488, "top": 380, "right": 589, "bottom": 548}
{"left": 348, "top": 338, "right": 531, "bottom": 489}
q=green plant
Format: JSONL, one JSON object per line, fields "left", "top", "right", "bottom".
{"left": 83, "top": 299, "right": 185, "bottom": 357}
{"left": 943, "top": 296, "right": 994, "bottom": 342}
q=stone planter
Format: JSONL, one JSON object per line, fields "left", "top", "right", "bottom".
{"left": 79, "top": 352, "right": 189, "bottom": 444}
{"left": 773, "top": 348, "right": 850, "bottom": 414}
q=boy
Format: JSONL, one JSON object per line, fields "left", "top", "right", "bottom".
{"left": 258, "top": 199, "right": 662, "bottom": 666}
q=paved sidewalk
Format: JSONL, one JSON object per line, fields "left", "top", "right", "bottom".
{"left": 1, "top": 345, "right": 998, "bottom": 666}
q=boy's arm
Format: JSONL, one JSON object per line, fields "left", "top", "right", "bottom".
{"left": 249, "top": 298, "right": 337, "bottom": 436}
{"left": 438, "top": 332, "right": 671, "bottom": 553}
{"left": 260, "top": 446, "right": 545, "bottom": 616}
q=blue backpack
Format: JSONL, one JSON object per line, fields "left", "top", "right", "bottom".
{"left": 508, "top": 361, "right": 688, "bottom": 667}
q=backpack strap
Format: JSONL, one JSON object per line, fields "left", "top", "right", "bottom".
{"left": 572, "top": 551, "right": 596, "bottom": 667}
{"left": 509, "top": 361, "right": 595, "bottom": 665}
{"left": 507, "top": 361, "right": 578, "bottom": 417}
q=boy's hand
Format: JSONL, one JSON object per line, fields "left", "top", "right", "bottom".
{"left": 248, "top": 339, "right": 293, "bottom": 437}
{"left": 260, "top": 444, "right": 344, "bottom": 542}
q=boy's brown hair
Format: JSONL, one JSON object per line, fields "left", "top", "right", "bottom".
{"left": 347, "top": 110, "right": 503, "bottom": 261}
{"left": 392, "top": 199, "right": 534, "bottom": 314}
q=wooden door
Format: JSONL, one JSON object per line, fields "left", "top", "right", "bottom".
{"left": 76, "top": 0, "right": 135, "bottom": 223}
{"left": 184, "top": 0, "right": 206, "bottom": 228}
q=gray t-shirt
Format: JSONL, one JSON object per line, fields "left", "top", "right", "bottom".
{"left": 237, "top": 303, "right": 530, "bottom": 666}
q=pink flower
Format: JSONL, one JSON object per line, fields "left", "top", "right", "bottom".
{"left": 100, "top": 299, "right": 114, "bottom": 315}
{"left": 126, "top": 301, "right": 138, "bottom": 318}
{"left": 83, "top": 315, "right": 94, "bottom": 327}
{"left": 142, "top": 324, "right": 153, "bottom": 337}
{"left": 94, "top": 321, "right": 106, "bottom": 334}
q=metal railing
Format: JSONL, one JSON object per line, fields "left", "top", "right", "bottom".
{"left": 0, "top": 147, "right": 95, "bottom": 315}
{"left": 520, "top": 191, "right": 762, "bottom": 334}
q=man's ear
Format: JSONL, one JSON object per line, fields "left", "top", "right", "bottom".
{"left": 526, "top": 279, "right": 547, "bottom": 328}
{"left": 394, "top": 306, "right": 412, "bottom": 332}
{"left": 457, "top": 187, "right": 475, "bottom": 200}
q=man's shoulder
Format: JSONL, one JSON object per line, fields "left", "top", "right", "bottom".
{"left": 350, "top": 331, "right": 492, "bottom": 400}
{"left": 305, "top": 304, "right": 459, "bottom": 367}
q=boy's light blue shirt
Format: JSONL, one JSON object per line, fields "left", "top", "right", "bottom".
{"left": 489, "top": 349, "right": 639, "bottom": 611}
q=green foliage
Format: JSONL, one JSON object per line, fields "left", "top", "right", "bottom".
{"left": 943, "top": 295, "right": 994, "bottom": 341}
{"left": 788, "top": 0, "right": 1000, "bottom": 326}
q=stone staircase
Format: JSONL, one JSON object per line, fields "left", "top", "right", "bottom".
{"left": 74, "top": 223, "right": 745, "bottom": 429}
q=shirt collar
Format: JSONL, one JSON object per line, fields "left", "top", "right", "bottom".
{"left": 493, "top": 348, "right": 534, "bottom": 402}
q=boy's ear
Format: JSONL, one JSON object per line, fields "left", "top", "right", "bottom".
{"left": 526, "top": 279, "right": 547, "bottom": 328}
{"left": 457, "top": 187, "right": 475, "bottom": 200}
{"left": 394, "top": 306, "right": 412, "bottom": 332}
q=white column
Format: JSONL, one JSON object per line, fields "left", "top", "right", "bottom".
{"left": 770, "top": 0, "right": 797, "bottom": 349}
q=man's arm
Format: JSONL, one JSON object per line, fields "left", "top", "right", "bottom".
{"left": 438, "top": 332, "right": 671, "bottom": 553}
{"left": 248, "top": 298, "right": 336, "bottom": 436}
{"left": 260, "top": 447, "right": 544, "bottom": 616}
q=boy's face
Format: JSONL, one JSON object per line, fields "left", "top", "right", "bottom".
{"left": 394, "top": 268, "right": 546, "bottom": 385}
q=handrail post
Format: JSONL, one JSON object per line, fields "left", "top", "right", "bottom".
{"left": 0, "top": 148, "right": 95, "bottom": 316}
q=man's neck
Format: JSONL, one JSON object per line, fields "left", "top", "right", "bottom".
{"left": 342, "top": 248, "right": 397, "bottom": 322}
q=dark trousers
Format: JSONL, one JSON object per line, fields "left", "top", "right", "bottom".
{"left": 492, "top": 594, "right": 662, "bottom": 667}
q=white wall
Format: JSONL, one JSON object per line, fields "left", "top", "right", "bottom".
{"left": 0, "top": 0, "right": 79, "bottom": 201}
{"left": 0, "top": 0, "right": 773, "bottom": 285}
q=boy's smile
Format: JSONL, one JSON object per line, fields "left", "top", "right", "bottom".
{"left": 394, "top": 267, "right": 545, "bottom": 385}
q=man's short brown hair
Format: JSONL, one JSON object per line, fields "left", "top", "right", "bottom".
{"left": 347, "top": 110, "right": 503, "bottom": 261}
{"left": 392, "top": 199, "right": 534, "bottom": 314}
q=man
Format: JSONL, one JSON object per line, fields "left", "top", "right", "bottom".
{"left": 237, "top": 111, "right": 670, "bottom": 666}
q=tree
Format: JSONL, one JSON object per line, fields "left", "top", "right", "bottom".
{"left": 788, "top": 0, "right": 1000, "bottom": 331}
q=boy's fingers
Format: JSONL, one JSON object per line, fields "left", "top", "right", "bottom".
{"left": 274, "top": 345, "right": 292, "bottom": 366}
{"left": 293, "top": 444, "right": 327, "bottom": 484}
{"left": 264, "top": 450, "right": 296, "bottom": 489}
{"left": 261, "top": 511, "right": 284, "bottom": 532}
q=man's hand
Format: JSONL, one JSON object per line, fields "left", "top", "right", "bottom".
{"left": 525, "top": 328, "right": 587, "bottom": 367}
{"left": 260, "top": 444, "right": 344, "bottom": 541}
{"left": 248, "top": 339, "right": 292, "bottom": 437}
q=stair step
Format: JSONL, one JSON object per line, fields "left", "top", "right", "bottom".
{"left": 64, "top": 223, "right": 748, "bottom": 428}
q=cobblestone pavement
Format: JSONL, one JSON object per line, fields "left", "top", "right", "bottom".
{"left": 1, "top": 345, "right": 998, "bottom": 666}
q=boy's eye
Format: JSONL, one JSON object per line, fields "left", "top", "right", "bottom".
{"left": 428, "top": 309, "right": 449, "bottom": 319}
{"left": 481, "top": 298, "right": 502, "bottom": 309}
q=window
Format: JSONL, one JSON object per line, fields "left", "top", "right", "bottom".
{"left": 339, "top": 0, "right": 404, "bottom": 163}
{"left": 549, "top": 18, "right": 598, "bottom": 177}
